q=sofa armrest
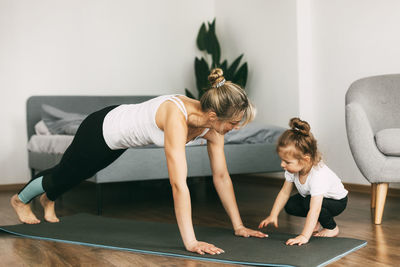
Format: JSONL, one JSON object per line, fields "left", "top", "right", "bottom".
{"left": 345, "top": 102, "right": 387, "bottom": 183}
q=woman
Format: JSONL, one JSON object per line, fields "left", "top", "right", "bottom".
{"left": 11, "top": 68, "right": 267, "bottom": 255}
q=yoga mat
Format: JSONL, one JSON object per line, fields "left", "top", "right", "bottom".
{"left": 0, "top": 214, "right": 366, "bottom": 267}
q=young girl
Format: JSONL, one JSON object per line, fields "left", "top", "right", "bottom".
{"left": 258, "top": 118, "right": 348, "bottom": 246}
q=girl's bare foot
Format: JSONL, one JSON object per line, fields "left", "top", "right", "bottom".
{"left": 313, "top": 222, "right": 321, "bottom": 233}
{"left": 10, "top": 194, "right": 40, "bottom": 224}
{"left": 39, "top": 194, "right": 60, "bottom": 223}
{"left": 314, "top": 226, "right": 339, "bottom": 237}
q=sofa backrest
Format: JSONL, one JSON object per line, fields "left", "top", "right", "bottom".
{"left": 26, "top": 95, "right": 156, "bottom": 139}
{"left": 346, "top": 74, "right": 400, "bottom": 133}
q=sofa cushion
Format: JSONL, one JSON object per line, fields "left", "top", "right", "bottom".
{"left": 375, "top": 128, "right": 400, "bottom": 156}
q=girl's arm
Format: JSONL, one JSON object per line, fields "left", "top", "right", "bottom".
{"left": 286, "top": 195, "right": 323, "bottom": 246}
{"left": 206, "top": 130, "right": 267, "bottom": 238}
{"left": 259, "top": 181, "right": 293, "bottom": 228}
{"left": 163, "top": 107, "right": 222, "bottom": 255}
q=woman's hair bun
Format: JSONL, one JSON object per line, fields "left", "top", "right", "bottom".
{"left": 289, "top": 117, "right": 310, "bottom": 136}
{"left": 208, "top": 68, "right": 225, "bottom": 88}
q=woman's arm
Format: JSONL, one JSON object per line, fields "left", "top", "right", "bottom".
{"left": 286, "top": 195, "right": 323, "bottom": 246}
{"left": 259, "top": 181, "right": 293, "bottom": 229}
{"left": 163, "top": 106, "right": 223, "bottom": 255}
{"left": 206, "top": 131, "right": 267, "bottom": 238}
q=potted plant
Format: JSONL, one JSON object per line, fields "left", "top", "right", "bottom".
{"left": 185, "top": 18, "right": 248, "bottom": 99}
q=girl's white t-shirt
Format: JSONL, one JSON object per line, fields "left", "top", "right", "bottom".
{"left": 284, "top": 162, "right": 348, "bottom": 200}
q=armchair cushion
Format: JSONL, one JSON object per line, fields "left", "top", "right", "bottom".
{"left": 375, "top": 128, "right": 400, "bottom": 156}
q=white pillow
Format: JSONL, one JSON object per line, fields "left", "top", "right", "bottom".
{"left": 34, "top": 120, "right": 51, "bottom": 135}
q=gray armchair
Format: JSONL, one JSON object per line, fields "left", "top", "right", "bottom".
{"left": 345, "top": 74, "right": 400, "bottom": 224}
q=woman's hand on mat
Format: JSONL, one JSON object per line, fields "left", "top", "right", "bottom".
{"left": 234, "top": 225, "right": 268, "bottom": 238}
{"left": 285, "top": 235, "right": 309, "bottom": 246}
{"left": 187, "top": 241, "right": 225, "bottom": 255}
{"left": 258, "top": 216, "right": 278, "bottom": 229}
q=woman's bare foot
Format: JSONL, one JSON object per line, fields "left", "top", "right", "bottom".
{"left": 10, "top": 194, "right": 40, "bottom": 224}
{"left": 39, "top": 194, "right": 60, "bottom": 223}
{"left": 313, "top": 222, "right": 321, "bottom": 233}
{"left": 314, "top": 226, "right": 339, "bottom": 237}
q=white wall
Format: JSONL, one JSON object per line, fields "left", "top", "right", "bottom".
{"left": 0, "top": 0, "right": 214, "bottom": 184}
{"left": 310, "top": 0, "right": 400, "bottom": 185}
{"left": 215, "top": 0, "right": 299, "bottom": 127}
{"left": 2, "top": 0, "right": 400, "bottom": 187}
{"left": 215, "top": 0, "right": 400, "bottom": 187}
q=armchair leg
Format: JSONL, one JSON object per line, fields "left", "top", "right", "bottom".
{"left": 374, "top": 183, "right": 388, "bottom": 225}
{"left": 371, "top": 183, "right": 377, "bottom": 209}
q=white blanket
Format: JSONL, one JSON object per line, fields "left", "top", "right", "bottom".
{"left": 28, "top": 122, "right": 285, "bottom": 154}
{"left": 28, "top": 135, "right": 73, "bottom": 154}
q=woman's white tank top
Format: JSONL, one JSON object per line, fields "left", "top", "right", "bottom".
{"left": 102, "top": 95, "right": 209, "bottom": 149}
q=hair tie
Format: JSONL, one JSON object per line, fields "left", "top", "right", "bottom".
{"left": 292, "top": 127, "right": 308, "bottom": 136}
{"left": 215, "top": 79, "right": 226, "bottom": 88}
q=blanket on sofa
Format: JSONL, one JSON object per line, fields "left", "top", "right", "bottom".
{"left": 28, "top": 104, "right": 285, "bottom": 154}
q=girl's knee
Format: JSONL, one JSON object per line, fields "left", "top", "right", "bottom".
{"left": 284, "top": 202, "right": 295, "bottom": 215}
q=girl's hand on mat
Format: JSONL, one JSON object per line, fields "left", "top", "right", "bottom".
{"left": 187, "top": 241, "right": 225, "bottom": 255}
{"left": 258, "top": 216, "right": 278, "bottom": 229}
{"left": 235, "top": 226, "right": 268, "bottom": 238}
{"left": 285, "top": 235, "right": 309, "bottom": 246}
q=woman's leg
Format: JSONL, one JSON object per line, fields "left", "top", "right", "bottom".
{"left": 12, "top": 105, "right": 125, "bottom": 223}
{"left": 11, "top": 168, "right": 57, "bottom": 224}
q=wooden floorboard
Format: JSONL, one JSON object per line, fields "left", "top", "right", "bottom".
{"left": 0, "top": 175, "right": 399, "bottom": 266}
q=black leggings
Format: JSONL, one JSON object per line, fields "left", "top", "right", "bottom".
{"left": 284, "top": 193, "right": 347, "bottom": 230}
{"left": 28, "top": 105, "right": 126, "bottom": 201}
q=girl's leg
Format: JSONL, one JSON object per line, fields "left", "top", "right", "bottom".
{"left": 284, "top": 193, "right": 309, "bottom": 217}
{"left": 284, "top": 194, "right": 320, "bottom": 232}
{"left": 314, "top": 196, "right": 348, "bottom": 237}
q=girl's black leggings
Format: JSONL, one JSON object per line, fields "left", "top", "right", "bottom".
{"left": 29, "top": 105, "right": 126, "bottom": 201}
{"left": 284, "top": 193, "right": 348, "bottom": 230}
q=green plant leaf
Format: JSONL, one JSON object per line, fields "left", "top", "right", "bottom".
{"left": 195, "top": 57, "right": 210, "bottom": 98}
{"left": 206, "top": 19, "right": 220, "bottom": 67}
{"left": 187, "top": 18, "right": 248, "bottom": 98}
{"left": 233, "top": 63, "right": 248, "bottom": 88}
{"left": 185, "top": 88, "right": 196, "bottom": 99}
{"left": 196, "top": 23, "right": 207, "bottom": 51}
{"left": 226, "top": 54, "right": 243, "bottom": 81}
{"left": 220, "top": 60, "right": 228, "bottom": 73}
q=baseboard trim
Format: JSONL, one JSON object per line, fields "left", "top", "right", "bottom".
{"left": 0, "top": 183, "right": 24, "bottom": 191}
{"left": 1, "top": 176, "right": 399, "bottom": 197}
{"left": 231, "top": 174, "right": 400, "bottom": 197}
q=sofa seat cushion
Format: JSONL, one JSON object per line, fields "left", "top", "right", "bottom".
{"left": 375, "top": 128, "right": 400, "bottom": 156}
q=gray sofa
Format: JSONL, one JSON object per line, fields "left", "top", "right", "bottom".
{"left": 27, "top": 95, "right": 283, "bottom": 213}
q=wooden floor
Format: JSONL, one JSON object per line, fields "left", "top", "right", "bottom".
{"left": 0, "top": 175, "right": 399, "bottom": 266}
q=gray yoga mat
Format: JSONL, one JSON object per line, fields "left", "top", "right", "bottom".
{"left": 0, "top": 213, "right": 366, "bottom": 267}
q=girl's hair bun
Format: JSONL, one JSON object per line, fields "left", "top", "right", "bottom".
{"left": 289, "top": 117, "right": 310, "bottom": 136}
{"left": 208, "top": 68, "right": 225, "bottom": 88}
